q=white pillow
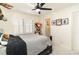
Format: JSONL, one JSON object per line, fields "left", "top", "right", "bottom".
{"left": 0, "top": 41, "right": 8, "bottom": 46}
{"left": 0, "top": 34, "right": 8, "bottom": 46}
{"left": 0, "top": 34, "right": 3, "bottom": 42}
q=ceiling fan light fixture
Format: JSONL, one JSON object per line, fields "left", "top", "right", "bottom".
{"left": 36, "top": 9, "right": 40, "bottom": 12}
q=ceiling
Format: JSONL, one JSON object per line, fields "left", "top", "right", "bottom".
{"left": 10, "top": 3, "right": 78, "bottom": 15}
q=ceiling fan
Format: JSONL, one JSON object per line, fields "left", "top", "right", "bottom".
{"left": 0, "top": 3, "right": 13, "bottom": 21}
{"left": 0, "top": 3, "right": 13, "bottom": 9}
{"left": 32, "top": 3, "right": 52, "bottom": 14}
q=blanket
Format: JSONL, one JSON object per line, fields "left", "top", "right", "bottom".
{"left": 6, "top": 35, "right": 27, "bottom": 55}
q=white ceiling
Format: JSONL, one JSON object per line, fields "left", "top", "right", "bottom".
{"left": 10, "top": 3, "right": 78, "bottom": 15}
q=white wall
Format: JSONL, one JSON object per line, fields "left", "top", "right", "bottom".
{"left": 40, "top": 4, "right": 79, "bottom": 54}
{"left": 0, "top": 6, "right": 39, "bottom": 35}
{"left": 72, "top": 11, "right": 79, "bottom": 53}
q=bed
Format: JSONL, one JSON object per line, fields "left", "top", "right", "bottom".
{"left": 0, "top": 33, "right": 52, "bottom": 55}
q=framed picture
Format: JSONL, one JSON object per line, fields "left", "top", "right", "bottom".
{"left": 56, "top": 19, "right": 62, "bottom": 26}
{"left": 62, "top": 18, "right": 69, "bottom": 25}
{"left": 52, "top": 20, "right": 56, "bottom": 25}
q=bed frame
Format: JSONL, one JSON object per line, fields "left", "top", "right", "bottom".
{"left": 38, "top": 36, "right": 52, "bottom": 55}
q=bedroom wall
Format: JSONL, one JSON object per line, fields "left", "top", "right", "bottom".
{"left": 40, "top": 4, "right": 79, "bottom": 54}
{"left": 72, "top": 11, "right": 79, "bottom": 54}
{"left": 0, "top": 6, "right": 39, "bottom": 35}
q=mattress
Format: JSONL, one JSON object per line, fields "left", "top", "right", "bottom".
{"left": 0, "top": 34, "right": 52, "bottom": 55}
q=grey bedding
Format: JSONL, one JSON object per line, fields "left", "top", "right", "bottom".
{"left": 19, "top": 34, "right": 52, "bottom": 55}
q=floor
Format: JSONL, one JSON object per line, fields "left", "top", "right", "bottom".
{"left": 49, "top": 50, "right": 79, "bottom": 55}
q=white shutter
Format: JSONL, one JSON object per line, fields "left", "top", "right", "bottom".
{"left": 18, "top": 19, "right": 33, "bottom": 34}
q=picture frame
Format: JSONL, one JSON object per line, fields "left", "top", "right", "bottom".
{"left": 56, "top": 19, "right": 62, "bottom": 26}
{"left": 62, "top": 18, "right": 69, "bottom": 25}
{"left": 52, "top": 20, "right": 56, "bottom": 25}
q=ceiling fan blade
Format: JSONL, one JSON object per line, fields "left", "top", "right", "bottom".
{"left": 40, "top": 3, "right": 45, "bottom": 7}
{"left": 40, "top": 8, "right": 52, "bottom": 10}
{"left": 0, "top": 3, "right": 13, "bottom": 9}
{"left": 32, "top": 9, "right": 36, "bottom": 10}
{"left": 35, "top": 3, "right": 39, "bottom": 8}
